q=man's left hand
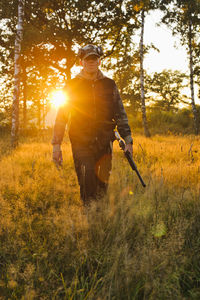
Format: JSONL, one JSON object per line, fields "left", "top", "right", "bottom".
{"left": 124, "top": 143, "right": 133, "bottom": 156}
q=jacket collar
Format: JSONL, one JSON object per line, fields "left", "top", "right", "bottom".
{"left": 76, "top": 69, "right": 107, "bottom": 80}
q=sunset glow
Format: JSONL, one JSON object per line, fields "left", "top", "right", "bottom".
{"left": 50, "top": 90, "right": 67, "bottom": 108}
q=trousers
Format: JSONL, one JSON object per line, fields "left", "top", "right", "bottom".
{"left": 71, "top": 141, "right": 113, "bottom": 204}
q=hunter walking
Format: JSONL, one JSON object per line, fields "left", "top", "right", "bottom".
{"left": 52, "top": 44, "right": 133, "bottom": 205}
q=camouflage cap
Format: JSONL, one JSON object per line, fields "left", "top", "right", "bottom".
{"left": 78, "top": 44, "right": 103, "bottom": 60}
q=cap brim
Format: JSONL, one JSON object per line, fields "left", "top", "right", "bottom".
{"left": 82, "top": 52, "right": 100, "bottom": 60}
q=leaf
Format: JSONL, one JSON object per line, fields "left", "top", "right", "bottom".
{"left": 133, "top": 3, "right": 144, "bottom": 12}
{"left": 152, "top": 222, "right": 167, "bottom": 238}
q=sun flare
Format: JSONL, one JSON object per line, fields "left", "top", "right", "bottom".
{"left": 50, "top": 90, "right": 68, "bottom": 108}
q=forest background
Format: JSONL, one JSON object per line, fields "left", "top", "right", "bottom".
{"left": 0, "top": 0, "right": 200, "bottom": 138}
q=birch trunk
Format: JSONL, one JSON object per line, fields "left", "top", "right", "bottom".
{"left": 11, "top": 0, "right": 25, "bottom": 147}
{"left": 38, "top": 101, "right": 41, "bottom": 129}
{"left": 188, "top": 17, "right": 199, "bottom": 135}
{"left": 140, "top": 9, "right": 151, "bottom": 137}
{"left": 22, "top": 61, "right": 27, "bottom": 130}
{"left": 42, "top": 99, "right": 45, "bottom": 129}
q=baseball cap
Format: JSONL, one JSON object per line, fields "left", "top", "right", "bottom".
{"left": 78, "top": 44, "right": 103, "bottom": 60}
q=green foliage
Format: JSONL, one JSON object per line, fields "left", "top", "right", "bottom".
{"left": 149, "top": 109, "right": 192, "bottom": 133}
{"left": 0, "top": 0, "right": 142, "bottom": 130}
{"left": 160, "top": 0, "right": 200, "bottom": 40}
{"left": 146, "top": 69, "right": 189, "bottom": 111}
{"left": 108, "top": 40, "right": 142, "bottom": 110}
{"left": 126, "top": 107, "right": 199, "bottom": 134}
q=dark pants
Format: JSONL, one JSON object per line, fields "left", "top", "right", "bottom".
{"left": 71, "top": 141, "right": 113, "bottom": 205}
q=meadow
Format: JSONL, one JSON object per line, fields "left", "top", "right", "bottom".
{"left": 0, "top": 132, "right": 200, "bottom": 299}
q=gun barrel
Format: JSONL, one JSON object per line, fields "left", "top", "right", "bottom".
{"left": 125, "top": 151, "right": 146, "bottom": 187}
{"left": 114, "top": 131, "right": 146, "bottom": 188}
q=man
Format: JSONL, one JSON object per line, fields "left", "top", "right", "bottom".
{"left": 52, "top": 44, "right": 133, "bottom": 205}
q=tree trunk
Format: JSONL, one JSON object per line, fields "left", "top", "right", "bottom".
{"left": 11, "top": 0, "right": 25, "bottom": 147}
{"left": 140, "top": 9, "right": 151, "bottom": 137}
{"left": 42, "top": 98, "right": 45, "bottom": 129}
{"left": 38, "top": 101, "right": 41, "bottom": 129}
{"left": 22, "top": 62, "right": 27, "bottom": 130}
{"left": 188, "top": 17, "right": 199, "bottom": 135}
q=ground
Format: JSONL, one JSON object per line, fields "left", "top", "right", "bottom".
{"left": 0, "top": 133, "right": 200, "bottom": 299}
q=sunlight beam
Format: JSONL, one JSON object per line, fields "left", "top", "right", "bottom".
{"left": 50, "top": 90, "right": 68, "bottom": 109}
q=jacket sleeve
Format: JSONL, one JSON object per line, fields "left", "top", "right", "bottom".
{"left": 51, "top": 104, "right": 69, "bottom": 145}
{"left": 113, "top": 84, "right": 133, "bottom": 144}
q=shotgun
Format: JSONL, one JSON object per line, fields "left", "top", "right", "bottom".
{"left": 114, "top": 131, "right": 146, "bottom": 187}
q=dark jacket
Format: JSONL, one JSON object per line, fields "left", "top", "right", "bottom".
{"left": 52, "top": 70, "right": 132, "bottom": 146}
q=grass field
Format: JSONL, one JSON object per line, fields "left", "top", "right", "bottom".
{"left": 0, "top": 133, "right": 200, "bottom": 299}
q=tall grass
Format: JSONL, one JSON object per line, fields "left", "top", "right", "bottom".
{"left": 0, "top": 133, "right": 200, "bottom": 299}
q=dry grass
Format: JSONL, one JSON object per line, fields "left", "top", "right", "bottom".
{"left": 0, "top": 133, "right": 200, "bottom": 299}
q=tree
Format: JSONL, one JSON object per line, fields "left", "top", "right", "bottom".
{"left": 102, "top": 22, "right": 140, "bottom": 104}
{"left": 110, "top": 43, "right": 143, "bottom": 113}
{"left": 139, "top": 8, "right": 151, "bottom": 137}
{"left": 11, "top": 0, "right": 25, "bottom": 147}
{"left": 0, "top": 1, "right": 17, "bottom": 127}
{"left": 24, "top": 0, "right": 134, "bottom": 80}
{"left": 1, "top": 0, "right": 140, "bottom": 132}
{"left": 160, "top": 0, "right": 200, "bottom": 134}
{"left": 131, "top": 0, "right": 161, "bottom": 137}
{"left": 146, "top": 69, "right": 188, "bottom": 111}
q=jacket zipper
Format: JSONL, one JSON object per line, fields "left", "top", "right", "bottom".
{"left": 92, "top": 82, "right": 98, "bottom": 142}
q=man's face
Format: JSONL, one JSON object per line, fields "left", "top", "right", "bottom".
{"left": 81, "top": 55, "right": 100, "bottom": 74}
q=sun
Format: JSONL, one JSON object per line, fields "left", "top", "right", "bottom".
{"left": 50, "top": 90, "right": 68, "bottom": 108}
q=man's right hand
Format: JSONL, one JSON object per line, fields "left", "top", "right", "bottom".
{"left": 52, "top": 145, "right": 63, "bottom": 166}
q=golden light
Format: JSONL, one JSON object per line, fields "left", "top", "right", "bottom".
{"left": 50, "top": 90, "right": 68, "bottom": 108}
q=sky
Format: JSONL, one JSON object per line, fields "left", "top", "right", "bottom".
{"left": 144, "top": 11, "right": 189, "bottom": 74}
{"left": 143, "top": 11, "right": 200, "bottom": 105}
